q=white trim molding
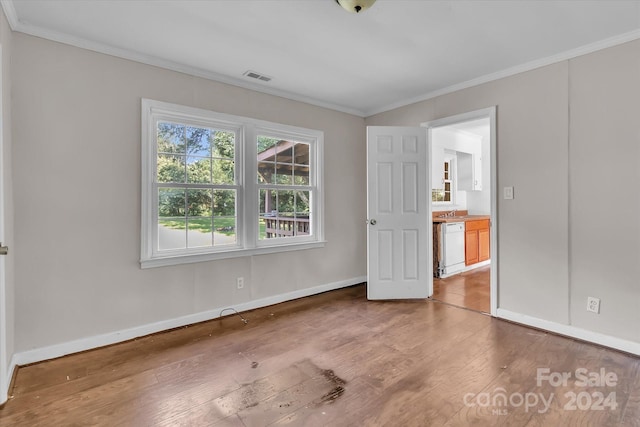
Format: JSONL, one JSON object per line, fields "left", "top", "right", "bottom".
{"left": 366, "top": 29, "right": 640, "bottom": 116}
{"left": 498, "top": 309, "right": 640, "bottom": 356}
{"left": 0, "top": 1, "right": 364, "bottom": 117}
{"left": 2, "top": 356, "right": 16, "bottom": 402}
{"left": 12, "top": 276, "right": 366, "bottom": 367}
{"left": 423, "top": 106, "right": 498, "bottom": 317}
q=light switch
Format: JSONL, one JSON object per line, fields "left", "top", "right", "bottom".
{"left": 504, "top": 186, "right": 514, "bottom": 200}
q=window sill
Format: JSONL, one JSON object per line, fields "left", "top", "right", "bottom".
{"left": 140, "top": 240, "right": 327, "bottom": 269}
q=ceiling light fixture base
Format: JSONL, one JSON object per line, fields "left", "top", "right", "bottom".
{"left": 335, "top": 0, "right": 376, "bottom": 14}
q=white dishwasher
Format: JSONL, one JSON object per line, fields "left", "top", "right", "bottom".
{"left": 442, "top": 222, "right": 465, "bottom": 276}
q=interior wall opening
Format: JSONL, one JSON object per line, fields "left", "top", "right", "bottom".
{"left": 428, "top": 115, "right": 493, "bottom": 314}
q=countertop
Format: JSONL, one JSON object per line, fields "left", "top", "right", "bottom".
{"left": 432, "top": 215, "right": 490, "bottom": 223}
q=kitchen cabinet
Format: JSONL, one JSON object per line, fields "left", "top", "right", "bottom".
{"left": 457, "top": 151, "right": 482, "bottom": 191}
{"left": 478, "top": 227, "right": 490, "bottom": 262}
{"left": 465, "top": 219, "right": 490, "bottom": 266}
{"left": 464, "top": 228, "right": 479, "bottom": 265}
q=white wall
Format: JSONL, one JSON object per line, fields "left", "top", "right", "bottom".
{"left": 367, "top": 39, "right": 640, "bottom": 348}
{"left": 11, "top": 34, "right": 367, "bottom": 354}
{"left": 568, "top": 41, "right": 640, "bottom": 341}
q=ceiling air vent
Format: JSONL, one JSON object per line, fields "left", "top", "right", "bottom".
{"left": 243, "top": 70, "right": 272, "bottom": 82}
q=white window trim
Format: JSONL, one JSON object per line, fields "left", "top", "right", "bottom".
{"left": 141, "top": 99, "right": 325, "bottom": 268}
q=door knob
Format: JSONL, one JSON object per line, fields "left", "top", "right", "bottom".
{"left": 369, "top": 219, "right": 377, "bottom": 225}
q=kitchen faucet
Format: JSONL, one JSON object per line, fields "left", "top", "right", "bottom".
{"left": 438, "top": 210, "right": 457, "bottom": 218}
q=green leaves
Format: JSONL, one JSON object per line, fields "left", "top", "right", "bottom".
{"left": 157, "top": 122, "right": 236, "bottom": 219}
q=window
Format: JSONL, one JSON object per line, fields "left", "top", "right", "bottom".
{"left": 257, "top": 135, "right": 312, "bottom": 240}
{"left": 432, "top": 160, "right": 453, "bottom": 203}
{"left": 141, "top": 99, "right": 324, "bottom": 268}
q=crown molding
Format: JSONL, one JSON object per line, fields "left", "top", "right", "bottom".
{"left": 0, "top": 0, "right": 17, "bottom": 30}
{"left": 0, "top": 0, "right": 366, "bottom": 117}
{"left": 364, "top": 28, "right": 640, "bottom": 117}
{"left": 3, "top": 0, "right": 640, "bottom": 119}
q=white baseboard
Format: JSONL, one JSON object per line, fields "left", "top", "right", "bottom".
{"left": 13, "top": 276, "right": 366, "bottom": 367}
{"left": 497, "top": 308, "right": 640, "bottom": 356}
{"left": 438, "top": 260, "right": 490, "bottom": 279}
{"left": 5, "top": 356, "right": 16, "bottom": 397}
{"left": 463, "top": 259, "right": 491, "bottom": 272}
{"left": 0, "top": 356, "right": 17, "bottom": 404}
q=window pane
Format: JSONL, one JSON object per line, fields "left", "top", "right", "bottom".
{"left": 188, "top": 217, "right": 213, "bottom": 248}
{"left": 258, "top": 137, "right": 310, "bottom": 186}
{"left": 276, "top": 149, "right": 293, "bottom": 184}
{"left": 185, "top": 189, "right": 214, "bottom": 247}
{"left": 275, "top": 165, "right": 293, "bottom": 185}
{"left": 158, "top": 187, "right": 186, "bottom": 250}
{"left": 212, "top": 131, "right": 235, "bottom": 159}
{"left": 157, "top": 154, "right": 186, "bottom": 183}
{"left": 159, "top": 188, "right": 185, "bottom": 217}
{"left": 259, "top": 189, "right": 276, "bottom": 216}
{"left": 277, "top": 190, "right": 295, "bottom": 216}
{"left": 187, "top": 157, "right": 212, "bottom": 184}
{"left": 292, "top": 143, "right": 310, "bottom": 186}
{"left": 258, "top": 136, "right": 279, "bottom": 152}
{"left": 157, "top": 122, "right": 185, "bottom": 154}
{"left": 185, "top": 126, "right": 211, "bottom": 156}
{"left": 213, "top": 190, "right": 236, "bottom": 246}
{"left": 258, "top": 162, "right": 275, "bottom": 184}
{"left": 213, "top": 190, "right": 236, "bottom": 217}
{"left": 214, "top": 217, "right": 236, "bottom": 246}
{"left": 295, "top": 191, "right": 311, "bottom": 236}
{"left": 257, "top": 136, "right": 279, "bottom": 184}
{"left": 158, "top": 218, "right": 186, "bottom": 251}
{"left": 259, "top": 189, "right": 276, "bottom": 240}
{"left": 213, "top": 159, "right": 235, "bottom": 185}
{"left": 294, "top": 169, "right": 310, "bottom": 185}
{"left": 262, "top": 189, "right": 312, "bottom": 238}
{"left": 295, "top": 191, "right": 310, "bottom": 215}
{"left": 187, "top": 189, "right": 212, "bottom": 217}
{"left": 432, "top": 189, "right": 444, "bottom": 202}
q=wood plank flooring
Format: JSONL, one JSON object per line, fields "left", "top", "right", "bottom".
{"left": 1, "top": 284, "right": 639, "bottom": 426}
{"left": 433, "top": 266, "right": 490, "bottom": 313}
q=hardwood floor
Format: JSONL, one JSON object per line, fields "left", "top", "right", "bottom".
{"left": 433, "top": 265, "right": 490, "bottom": 313}
{"left": 1, "top": 284, "right": 639, "bottom": 426}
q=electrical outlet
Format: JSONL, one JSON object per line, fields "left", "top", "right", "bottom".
{"left": 236, "top": 277, "right": 244, "bottom": 289}
{"left": 587, "top": 297, "right": 600, "bottom": 314}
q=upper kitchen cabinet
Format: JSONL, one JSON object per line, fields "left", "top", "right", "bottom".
{"left": 457, "top": 150, "right": 482, "bottom": 191}
{"left": 432, "top": 127, "right": 483, "bottom": 192}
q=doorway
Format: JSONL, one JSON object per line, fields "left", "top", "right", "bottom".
{"left": 423, "top": 108, "right": 497, "bottom": 315}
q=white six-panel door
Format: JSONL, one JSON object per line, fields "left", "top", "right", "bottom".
{"left": 367, "top": 127, "right": 431, "bottom": 300}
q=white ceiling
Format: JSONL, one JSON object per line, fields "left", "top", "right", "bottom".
{"left": 4, "top": 0, "right": 640, "bottom": 117}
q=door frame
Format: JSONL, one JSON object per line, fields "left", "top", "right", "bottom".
{"left": 422, "top": 106, "right": 498, "bottom": 316}
{"left": 0, "top": 44, "right": 7, "bottom": 401}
